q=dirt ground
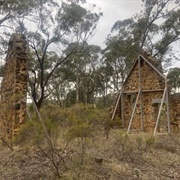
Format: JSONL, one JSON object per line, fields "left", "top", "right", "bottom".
{"left": 0, "top": 130, "right": 180, "bottom": 180}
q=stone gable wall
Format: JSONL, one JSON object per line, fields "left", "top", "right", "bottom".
{"left": 113, "top": 55, "right": 180, "bottom": 133}
{"left": 121, "top": 57, "right": 165, "bottom": 132}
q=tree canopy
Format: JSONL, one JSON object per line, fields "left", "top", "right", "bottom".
{"left": 0, "top": 0, "right": 179, "bottom": 108}
{"left": 167, "top": 67, "right": 180, "bottom": 92}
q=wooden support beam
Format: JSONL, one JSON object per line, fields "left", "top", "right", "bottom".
{"left": 26, "top": 108, "right": 33, "bottom": 121}
{"left": 29, "top": 93, "right": 52, "bottom": 143}
{"left": 121, "top": 92, "right": 124, "bottom": 128}
{"left": 111, "top": 89, "right": 122, "bottom": 121}
{"left": 127, "top": 90, "right": 141, "bottom": 133}
{"left": 165, "top": 79, "right": 170, "bottom": 134}
{"left": 123, "top": 89, "right": 164, "bottom": 94}
{"left": 138, "top": 56, "right": 144, "bottom": 131}
{"left": 153, "top": 87, "right": 167, "bottom": 136}
{"left": 140, "top": 55, "right": 166, "bottom": 79}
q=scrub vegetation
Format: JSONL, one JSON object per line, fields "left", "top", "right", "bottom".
{"left": 0, "top": 104, "right": 180, "bottom": 179}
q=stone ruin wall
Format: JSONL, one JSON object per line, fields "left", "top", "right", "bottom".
{"left": 115, "top": 55, "right": 180, "bottom": 133}
{"left": 169, "top": 94, "right": 180, "bottom": 132}
{"left": 0, "top": 34, "right": 28, "bottom": 140}
{"left": 121, "top": 57, "right": 165, "bottom": 132}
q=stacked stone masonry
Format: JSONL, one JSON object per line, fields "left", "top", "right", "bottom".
{"left": 0, "top": 34, "right": 28, "bottom": 140}
{"left": 113, "top": 54, "right": 180, "bottom": 133}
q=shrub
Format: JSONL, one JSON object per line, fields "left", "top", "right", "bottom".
{"left": 112, "top": 132, "right": 153, "bottom": 163}
{"left": 64, "top": 104, "right": 109, "bottom": 140}
{"left": 14, "top": 118, "right": 60, "bottom": 147}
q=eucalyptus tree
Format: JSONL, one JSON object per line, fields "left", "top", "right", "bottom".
{"left": 103, "top": 33, "right": 138, "bottom": 93}
{"left": 0, "top": 0, "right": 37, "bottom": 25}
{"left": 110, "top": 0, "right": 180, "bottom": 59}
{"left": 91, "top": 65, "right": 114, "bottom": 107}
{"left": 76, "top": 44, "right": 102, "bottom": 104}
{"left": 49, "top": 43, "right": 102, "bottom": 106}
{"left": 23, "top": 0, "right": 102, "bottom": 109}
{"left": 102, "top": 0, "right": 180, "bottom": 95}
{"left": 0, "top": 0, "right": 43, "bottom": 53}
{"left": 167, "top": 67, "right": 180, "bottom": 92}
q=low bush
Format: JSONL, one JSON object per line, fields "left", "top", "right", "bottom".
{"left": 112, "top": 132, "right": 154, "bottom": 163}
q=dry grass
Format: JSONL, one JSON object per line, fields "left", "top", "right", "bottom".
{"left": 1, "top": 130, "right": 180, "bottom": 179}
{"left": 0, "top": 104, "right": 180, "bottom": 179}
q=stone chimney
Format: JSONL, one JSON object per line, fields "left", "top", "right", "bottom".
{"left": 0, "top": 34, "right": 28, "bottom": 141}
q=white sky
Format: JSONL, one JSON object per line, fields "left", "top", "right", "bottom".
{"left": 86, "top": 0, "right": 143, "bottom": 48}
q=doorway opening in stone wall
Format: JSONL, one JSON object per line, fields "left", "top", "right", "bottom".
{"left": 127, "top": 93, "right": 137, "bottom": 110}
{"left": 152, "top": 100, "right": 168, "bottom": 133}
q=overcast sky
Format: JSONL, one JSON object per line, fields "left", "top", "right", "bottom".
{"left": 86, "top": 0, "right": 143, "bottom": 48}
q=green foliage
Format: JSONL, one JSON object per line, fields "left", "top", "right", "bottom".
{"left": 167, "top": 67, "right": 180, "bottom": 92}
{"left": 0, "top": 0, "right": 37, "bottom": 16}
{"left": 106, "top": 0, "right": 180, "bottom": 70}
{"left": 18, "top": 103, "right": 110, "bottom": 144}
{"left": 61, "top": 3, "right": 87, "bottom": 29}
{"left": 14, "top": 117, "right": 60, "bottom": 146}
{"left": 66, "top": 104, "right": 108, "bottom": 140}
{"left": 14, "top": 103, "right": 111, "bottom": 178}
{"left": 67, "top": 120, "right": 91, "bottom": 140}
{"left": 40, "top": 104, "right": 69, "bottom": 125}
{"left": 57, "top": 43, "right": 102, "bottom": 106}
{"left": 25, "top": 0, "right": 102, "bottom": 109}
{"left": 100, "top": 0, "right": 180, "bottom": 98}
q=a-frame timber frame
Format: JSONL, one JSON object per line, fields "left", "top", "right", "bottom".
{"left": 111, "top": 54, "right": 170, "bottom": 136}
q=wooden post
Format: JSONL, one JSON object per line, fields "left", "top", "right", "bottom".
{"left": 138, "top": 56, "right": 144, "bottom": 131}
{"left": 127, "top": 90, "right": 140, "bottom": 133}
{"left": 165, "top": 79, "right": 170, "bottom": 134}
{"left": 111, "top": 89, "right": 122, "bottom": 121}
{"left": 26, "top": 109, "right": 32, "bottom": 121}
{"left": 121, "top": 92, "right": 124, "bottom": 128}
{"left": 153, "top": 87, "right": 167, "bottom": 136}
